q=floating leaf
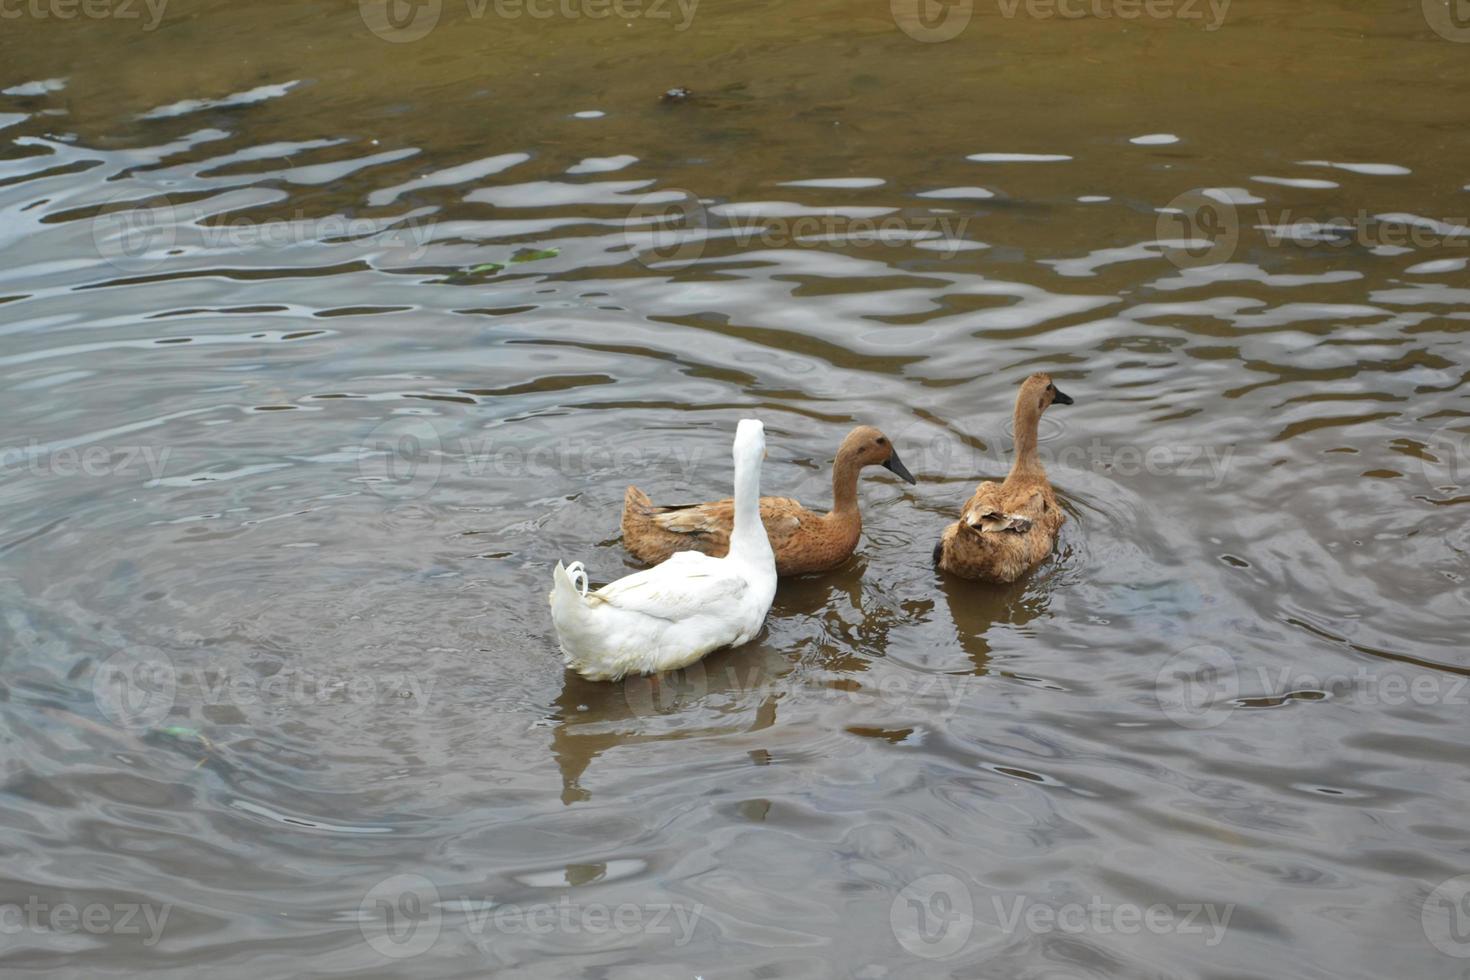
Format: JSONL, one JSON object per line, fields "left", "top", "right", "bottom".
{"left": 511, "top": 247, "right": 560, "bottom": 263}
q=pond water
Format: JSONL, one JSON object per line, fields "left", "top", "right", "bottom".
{"left": 1, "top": 1, "right": 1468, "bottom": 976}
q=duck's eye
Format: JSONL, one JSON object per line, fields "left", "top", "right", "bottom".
{"left": 876, "top": 437, "right": 888, "bottom": 446}
{"left": 1047, "top": 384, "right": 1055, "bottom": 392}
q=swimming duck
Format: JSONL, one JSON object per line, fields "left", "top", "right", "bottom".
{"left": 621, "top": 425, "right": 916, "bottom": 576}
{"left": 934, "top": 374, "right": 1074, "bottom": 583}
{"left": 550, "top": 419, "right": 778, "bottom": 681}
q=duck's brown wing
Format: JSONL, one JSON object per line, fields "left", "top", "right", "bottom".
{"left": 756, "top": 497, "right": 809, "bottom": 550}
{"left": 960, "top": 482, "right": 1044, "bottom": 534}
{"left": 959, "top": 481, "right": 1006, "bottom": 524}
{"left": 651, "top": 499, "right": 735, "bottom": 548}
{"left": 622, "top": 486, "right": 730, "bottom": 564}
{"left": 654, "top": 496, "right": 807, "bottom": 549}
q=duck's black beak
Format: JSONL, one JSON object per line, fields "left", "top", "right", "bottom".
{"left": 1052, "top": 387, "right": 1074, "bottom": 406}
{"left": 883, "top": 449, "right": 917, "bottom": 485}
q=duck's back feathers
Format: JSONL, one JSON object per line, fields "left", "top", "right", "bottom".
{"left": 592, "top": 550, "right": 749, "bottom": 619}
{"left": 623, "top": 488, "right": 813, "bottom": 572}
{"left": 936, "top": 480, "right": 1064, "bottom": 583}
{"left": 550, "top": 553, "right": 773, "bottom": 680}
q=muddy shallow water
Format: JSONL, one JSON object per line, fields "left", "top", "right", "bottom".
{"left": 1, "top": 1, "right": 1468, "bottom": 977}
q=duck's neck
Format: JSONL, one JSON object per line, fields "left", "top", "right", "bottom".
{"left": 829, "top": 451, "right": 862, "bottom": 522}
{"left": 1008, "top": 396, "right": 1046, "bottom": 482}
{"left": 728, "top": 446, "right": 773, "bottom": 563}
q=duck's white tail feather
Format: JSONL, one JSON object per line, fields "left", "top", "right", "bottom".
{"left": 551, "top": 561, "right": 617, "bottom": 676}
{"left": 564, "top": 561, "right": 589, "bottom": 597}
{"left": 550, "top": 561, "right": 590, "bottom": 618}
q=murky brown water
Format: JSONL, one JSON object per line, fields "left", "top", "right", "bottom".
{"left": 2, "top": 0, "right": 1469, "bottom": 976}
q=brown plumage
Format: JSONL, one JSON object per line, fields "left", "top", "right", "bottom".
{"left": 934, "top": 373, "right": 1074, "bottom": 583}
{"left": 622, "top": 425, "right": 916, "bottom": 576}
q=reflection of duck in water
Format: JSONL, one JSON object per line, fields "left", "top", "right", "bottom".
{"left": 935, "top": 374, "right": 1073, "bottom": 583}
{"left": 547, "top": 654, "right": 784, "bottom": 806}
{"left": 935, "top": 567, "right": 1054, "bottom": 675}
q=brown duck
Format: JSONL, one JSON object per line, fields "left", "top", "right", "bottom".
{"left": 622, "top": 425, "right": 916, "bottom": 576}
{"left": 934, "top": 374, "right": 1074, "bottom": 582}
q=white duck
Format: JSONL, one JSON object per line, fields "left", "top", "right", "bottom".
{"left": 549, "top": 418, "right": 778, "bottom": 681}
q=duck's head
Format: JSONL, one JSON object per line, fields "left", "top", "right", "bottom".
{"left": 734, "top": 418, "right": 766, "bottom": 461}
{"left": 839, "top": 425, "right": 916, "bottom": 484}
{"left": 1021, "top": 373, "right": 1074, "bottom": 414}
